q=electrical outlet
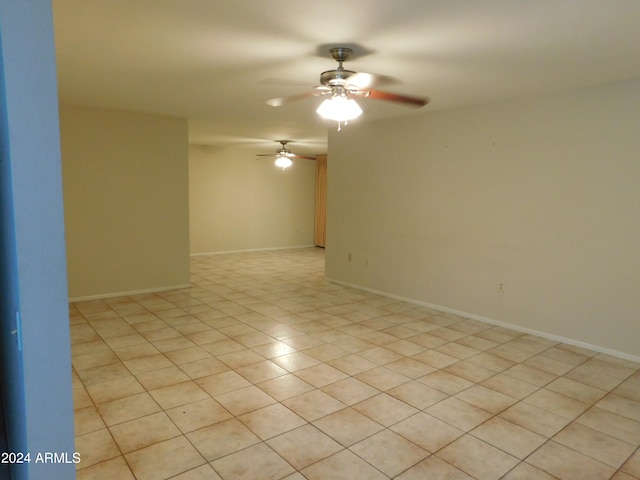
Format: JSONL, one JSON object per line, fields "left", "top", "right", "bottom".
{"left": 348, "top": 253, "right": 352, "bottom": 262}
{"left": 498, "top": 282, "right": 505, "bottom": 292}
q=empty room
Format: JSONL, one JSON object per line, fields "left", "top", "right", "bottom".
{"left": 1, "top": 1, "right": 639, "bottom": 479}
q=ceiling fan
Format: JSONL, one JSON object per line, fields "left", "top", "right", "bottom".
{"left": 266, "top": 47, "right": 429, "bottom": 129}
{"left": 257, "top": 140, "right": 316, "bottom": 170}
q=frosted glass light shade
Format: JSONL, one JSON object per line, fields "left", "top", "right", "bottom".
{"left": 316, "top": 96, "right": 362, "bottom": 121}
{"left": 274, "top": 155, "right": 293, "bottom": 169}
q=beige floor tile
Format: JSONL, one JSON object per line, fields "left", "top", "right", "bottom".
{"left": 271, "top": 351, "right": 321, "bottom": 371}
{"left": 358, "top": 346, "right": 404, "bottom": 365}
{"left": 75, "top": 428, "right": 121, "bottom": 469}
{"left": 503, "top": 363, "right": 557, "bottom": 386}
{"left": 480, "top": 373, "right": 539, "bottom": 399}
{"left": 395, "top": 456, "right": 474, "bottom": 480}
{"left": 408, "top": 333, "right": 448, "bottom": 349}
{"left": 501, "top": 462, "right": 557, "bottom": 479}
{"left": 149, "top": 381, "right": 210, "bottom": 409}
{"left": 282, "top": 389, "right": 346, "bottom": 421}
{"left": 250, "top": 340, "right": 297, "bottom": 359}
{"left": 294, "top": 363, "right": 350, "bottom": 387}
{"left": 96, "top": 392, "right": 161, "bottom": 426}
{"left": 610, "top": 471, "right": 636, "bottom": 480}
{"left": 545, "top": 376, "right": 607, "bottom": 403}
{"left": 235, "top": 359, "right": 288, "bottom": 383}
{"left": 412, "top": 349, "right": 459, "bottom": 369}
{"left": 85, "top": 375, "right": 146, "bottom": 404}
{"left": 596, "top": 394, "right": 640, "bottom": 422}
{"left": 111, "top": 341, "right": 159, "bottom": 361}
{"left": 214, "top": 385, "right": 276, "bottom": 416}
{"left": 72, "top": 350, "right": 120, "bottom": 371}
{"left": 565, "top": 364, "right": 626, "bottom": 391}
{"left": 304, "top": 343, "right": 349, "bottom": 362}
{"left": 500, "top": 402, "right": 570, "bottom": 437}
{"left": 196, "top": 370, "right": 251, "bottom": 396}
{"left": 444, "top": 360, "right": 496, "bottom": 383}
{"left": 267, "top": 424, "right": 343, "bottom": 469}
{"left": 454, "top": 384, "right": 517, "bottom": 414}
{"left": 471, "top": 416, "right": 546, "bottom": 459}
{"left": 76, "top": 362, "right": 133, "bottom": 387}
{"left": 313, "top": 407, "right": 384, "bottom": 446}
{"left": 238, "top": 403, "right": 306, "bottom": 440}
{"left": 135, "top": 365, "right": 191, "bottom": 390}
{"left": 437, "top": 435, "right": 519, "bottom": 479}
{"left": 466, "top": 352, "right": 515, "bottom": 372}
{"left": 383, "top": 339, "right": 426, "bottom": 356}
{"left": 418, "top": 370, "right": 474, "bottom": 394}
{"left": 456, "top": 335, "right": 498, "bottom": 352}
{"left": 301, "top": 449, "right": 389, "bottom": 480}
{"left": 123, "top": 353, "right": 174, "bottom": 374}
{"left": 523, "top": 388, "right": 589, "bottom": 420}
{"left": 552, "top": 423, "right": 636, "bottom": 468}
{"left": 385, "top": 357, "right": 436, "bottom": 378}
{"left": 435, "top": 342, "right": 480, "bottom": 360}
{"left": 387, "top": 381, "right": 447, "bottom": 409}
{"left": 179, "top": 356, "right": 229, "bottom": 378}
{"left": 164, "top": 346, "right": 211, "bottom": 365}
{"left": 329, "top": 353, "right": 378, "bottom": 375}
{"left": 211, "top": 442, "right": 295, "bottom": 480}
{"left": 354, "top": 393, "right": 419, "bottom": 427}
{"left": 621, "top": 449, "right": 640, "bottom": 477}
{"left": 281, "top": 334, "right": 325, "bottom": 350}
{"left": 527, "top": 441, "right": 616, "bottom": 480}
{"left": 125, "top": 436, "right": 205, "bottom": 480}
{"left": 74, "top": 406, "right": 106, "bottom": 436}
{"left": 169, "top": 464, "right": 222, "bottom": 480}
{"left": 109, "top": 411, "right": 181, "bottom": 453}
{"left": 165, "top": 397, "right": 231, "bottom": 433}
{"left": 200, "top": 338, "right": 245, "bottom": 355}
{"left": 426, "top": 397, "right": 492, "bottom": 431}
{"left": 186, "top": 418, "right": 260, "bottom": 461}
{"left": 76, "top": 456, "right": 135, "bottom": 480}
{"left": 391, "top": 412, "right": 464, "bottom": 452}
{"left": 356, "top": 366, "right": 412, "bottom": 391}
{"left": 523, "top": 354, "right": 574, "bottom": 375}
{"left": 256, "top": 373, "right": 315, "bottom": 401}
{"left": 321, "top": 377, "right": 380, "bottom": 405}
{"left": 214, "top": 347, "right": 266, "bottom": 368}
{"left": 576, "top": 406, "right": 640, "bottom": 445}
{"left": 351, "top": 429, "right": 428, "bottom": 477}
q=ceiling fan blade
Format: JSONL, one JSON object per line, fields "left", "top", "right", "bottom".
{"left": 365, "top": 89, "right": 429, "bottom": 107}
{"left": 292, "top": 154, "right": 317, "bottom": 160}
{"left": 256, "top": 154, "right": 276, "bottom": 157}
{"left": 344, "top": 72, "right": 395, "bottom": 89}
{"left": 265, "top": 90, "right": 324, "bottom": 107}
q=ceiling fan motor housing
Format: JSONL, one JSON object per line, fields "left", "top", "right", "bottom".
{"left": 320, "top": 69, "right": 357, "bottom": 86}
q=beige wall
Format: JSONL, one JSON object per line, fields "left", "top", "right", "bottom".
{"left": 326, "top": 79, "right": 640, "bottom": 359}
{"left": 189, "top": 144, "right": 316, "bottom": 254}
{"left": 60, "top": 104, "right": 190, "bottom": 299}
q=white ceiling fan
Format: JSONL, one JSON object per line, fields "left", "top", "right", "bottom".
{"left": 257, "top": 140, "right": 316, "bottom": 170}
{"left": 266, "top": 47, "right": 429, "bottom": 129}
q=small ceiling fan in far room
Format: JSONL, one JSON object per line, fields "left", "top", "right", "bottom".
{"left": 266, "top": 47, "right": 429, "bottom": 130}
{"left": 257, "top": 140, "right": 316, "bottom": 170}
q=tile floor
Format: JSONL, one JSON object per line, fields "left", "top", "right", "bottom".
{"left": 71, "top": 247, "right": 640, "bottom": 479}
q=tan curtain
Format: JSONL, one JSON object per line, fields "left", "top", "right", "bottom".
{"left": 314, "top": 154, "right": 327, "bottom": 247}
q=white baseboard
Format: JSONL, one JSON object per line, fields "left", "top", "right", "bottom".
{"left": 326, "top": 277, "right": 640, "bottom": 364}
{"left": 190, "top": 245, "right": 317, "bottom": 256}
{"left": 69, "top": 283, "right": 192, "bottom": 303}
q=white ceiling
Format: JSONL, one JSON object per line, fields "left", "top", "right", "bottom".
{"left": 52, "top": 0, "right": 640, "bottom": 156}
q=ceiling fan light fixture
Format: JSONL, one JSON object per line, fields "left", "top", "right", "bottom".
{"left": 274, "top": 155, "right": 293, "bottom": 170}
{"left": 316, "top": 93, "right": 362, "bottom": 122}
